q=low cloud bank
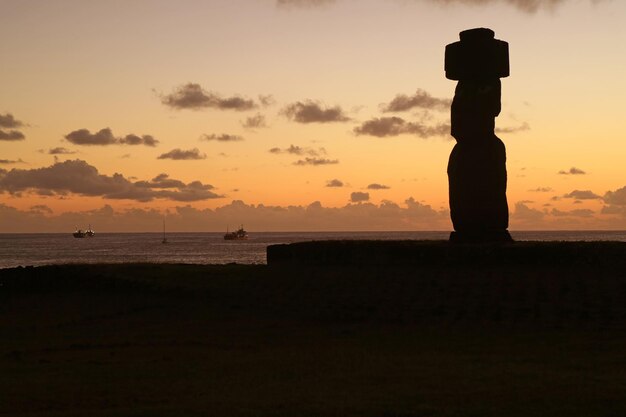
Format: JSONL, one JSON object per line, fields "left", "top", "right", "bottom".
{"left": 0, "top": 198, "right": 448, "bottom": 232}
{"left": 0, "top": 159, "right": 220, "bottom": 202}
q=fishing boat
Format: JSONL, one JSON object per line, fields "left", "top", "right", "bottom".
{"left": 86, "top": 224, "right": 95, "bottom": 237}
{"left": 73, "top": 228, "right": 86, "bottom": 238}
{"left": 224, "top": 225, "right": 248, "bottom": 241}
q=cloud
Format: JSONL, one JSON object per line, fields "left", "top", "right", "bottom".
{"left": 157, "top": 148, "right": 207, "bottom": 160}
{"left": 282, "top": 101, "right": 350, "bottom": 123}
{"left": 510, "top": 202, "right": 544, "bottom": 223}
{"left": 601, "top": 205, "right": 626, "bottom": 215}
{"left": 161, "top": 83, "right": 256, "bottom": 111}
{"left": 495, "top": 122, "right": 530, "bottom": 134}
{"left": 563, "top": 190, "right": 601, "bottom": 200}
{"left": 604, "top": 186, "right": 626, "bottom": 206}
{"left": 0, "top": 113, "right": 25, "bottom": 128}
{"left": 134, "top": 173, "right": 186, "bottom": 189}
{"left": 350, "top": 192, "right": 370, "bottom": 202}
{"left": 0, "top": 159, "right": 221, "bottom": 202}
{"left": 269, "top": 144, "right": 326, "bottom": 157}
{"left": 47, "top": 147, "right": 76, "bottom": 155}
{"left": 201, "top": 133, "right": 244, "bottom": 142}
{"left": 382, "top": 89, "right": 450, "bottom": 112}
{"left": 367, "top": 183, "right": 390, "bottom": 190}
{"left": 119, "top": 134, "right": 159, "bottom": 147}
{"left": 0, "top": 197, "right": 450, "bottom": 233}
{"left": 65, "top": 128, "right": 157, "bottom": 146}
{"left": 0, "top": 130, "right": 25, "bottom": 141}
{"left": 65, "top": 128, "right": 117, "bottom": 145}
{"left": 242, "top": 113, "right": 268, "bottom": 129}
{"left": 326, "top": 179, "right": 344, "bottom": 187}
{"left": 30, "top": 204, "right": 53, "bottom": 214}
{"left": 529, "top": 187, "right": 553, "bottom": 192}
{"left": 258, "top": 95, "right": 276, "bottom": 107}
{"left": 550, "top": 208, "right": 595, "bottom": 218}
{"left": 276, "top": 0, "right": 336, "bottom": 7}
{"left": 0, "top": 158, "right": 26, "bottom": 164}
{"left": 293, "top": 157, "right": 339, "bottom": 166}
{"left": 424, "top": 0, "right": 604, "bottom": 14}
{"left": 276, "top": 0, "right": 606, "bottom": 13}
{"left": 354, "top": 116, "right": 450, "bottom": 138}
{"left": 558, "top": 167, "right": 586, "bottom": 175}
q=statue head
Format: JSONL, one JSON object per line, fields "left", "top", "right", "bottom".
{"left": 445, "top": 28, "right": 509, "bottom": 81}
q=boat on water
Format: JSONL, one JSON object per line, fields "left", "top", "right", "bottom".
{"left": 224, "top": 225, "right": 248, "bottom": 241}
{"left": 73, "top": 225, "right": 94, "bottom": 238}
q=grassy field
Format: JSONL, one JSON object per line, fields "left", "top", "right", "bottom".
{"left": 1, "top": 261, "right": 626, "bottom": 416}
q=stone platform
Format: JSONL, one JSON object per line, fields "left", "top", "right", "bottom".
{"left": 267, "top": 240, "right": 626, "bottom": 268}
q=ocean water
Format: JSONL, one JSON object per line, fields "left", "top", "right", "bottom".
{"left": 1, "top": 231, "right": 625, "bottom": 269}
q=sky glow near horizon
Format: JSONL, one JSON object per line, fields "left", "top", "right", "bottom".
{"left": 1, "top": 0, "right": 625, "bottom": 232}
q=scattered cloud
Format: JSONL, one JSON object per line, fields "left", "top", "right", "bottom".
{"left": 276, "top": 0, "right": 606, "bottom": 13}
{"left": 293, "top": 157, "right": 339, "bottom": 166}
{"left": 30, "top": 204, "right": 53, "bottom": 214}
{"left": 0, "top": 158, "right": 26, "bottom": 164}
{"left": 0, "top": 130, "right": 25, "bottom": 141}
{"left": 282, "top": 101, "right": 350, "bottom": 123}
{"left": 0, "top": 113, "right": 25, "bottom": 128}
{"left": 160, "top": 83, "right": 256, "bottom": 111}
{"left": 258, "top": 95, "right": 276, "bottom": 107}
{"left": 276, "top": 0, "right": 336, "bottom": 7}
{"left": 269, "top": 144, "right": 326, "bottom": 157}
{"left": 604, "top": 186, "right": 626, "bottom": 206}
{"left": 528, "top": 187, "right": 553, "bottom": 192}
{"left": 558, "top": 167, "right": 586, "bottom": 175}
{"left": 65, "top": 128, "right": 116, "bottom": 145}
{"left": 0, "top": 160, "right": 221, "bottom": 202}
{"left": 157, "top": 148, "right": 207, "bottom": 160}
{"left": 350, "top": 192, "right": 370, "bottom": 202}
{"left": 326, "top": 179, "right": 344, "bottom": 187}
{"left": 47, "top": 147, "right": 76, "bottom": 155}
{"left": 134, "top": 173, "right": 186, "bottom": 189}
{"left": 495, "top": 122, "right": 530, "bottom": 134}
{"left": 562, "top": 190, "right": 601, "bottom": 200}
{"left": 510, "top": 202, "right": 544, "bottom": 223}
{"left": 601, "top": 205, "right": 626, "bottom": 215}
{"left": 354, "top": 116, "right": 450, "bottom": 138}
{"left": 426, "top": 0, "right": 606, "bottom": 14}
{"left": 65, "top": 128, "right": 158, "bottom": 146}
{"left": 0, "top": 113, "right": 28, "bottom": 142}
{"left": 119, "top": 134, "right": 159, "bottom": 147}
{"left": 382, "top": 89, "right": 450, "bottom": 112}
{"left": 367, "top": 183, "right": 390, "bottom": 190}
{"left": 550, "top": 208, "right": 595, "bottom": 218}
{"left": 242, "top": 113, "right": 268, "bottom": 129}
{"left": 201, "top": 133, "right": 244, "bottom": 142}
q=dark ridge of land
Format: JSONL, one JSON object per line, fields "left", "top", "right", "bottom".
{"left": 1, "top": 248, "right": 626, "bottom": 417}
{"left": 267, "top": 239, "right": 626, "bottom": 268}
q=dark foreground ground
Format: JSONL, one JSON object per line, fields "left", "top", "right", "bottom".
{"left": 1, "top": 241, "right": 626, "bottom": 416}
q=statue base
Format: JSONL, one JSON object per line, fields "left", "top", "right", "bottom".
{"left": 449, "top": 230, "right": 513, "bottom": 244}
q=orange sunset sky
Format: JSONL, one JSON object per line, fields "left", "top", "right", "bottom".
{"left": 1, "top": 0, "right": 625, "bottom": 232}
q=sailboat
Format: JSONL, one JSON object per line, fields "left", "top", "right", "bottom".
{"left": 224, "top": 224, "right": 248, "bottom": 240}
{"left": 162, "top": 219, "right": 168, "bottom": 244}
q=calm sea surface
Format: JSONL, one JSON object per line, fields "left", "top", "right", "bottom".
{"left": 1, "top": 231, "right": 625, "bottom": 269}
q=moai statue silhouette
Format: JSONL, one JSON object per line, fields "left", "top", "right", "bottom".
{"left": 445, "top": 28, "right": 513, "bottom": 242}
